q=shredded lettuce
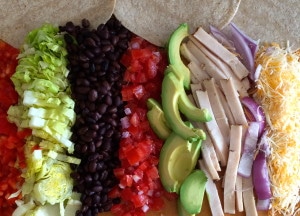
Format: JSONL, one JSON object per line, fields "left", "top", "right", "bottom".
{"left": 9, "top": 23, "right": 80, "bottom": 216}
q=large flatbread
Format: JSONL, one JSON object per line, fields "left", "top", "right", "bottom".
{"left": 0, "top": 0, "right": 116, "bottom": 48}
{"left": 231, "top": 0, "right": 300, "bottom": 50}
{"left": 114, "top": 0, "right": 241, "bottom": 47}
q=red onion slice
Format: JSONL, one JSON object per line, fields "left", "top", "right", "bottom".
{"left": 237, "top": 122, "right": 260, "bottom": 177}
{"left": 241, "top": 97, "right": 266, "bottom": 137}
{"left": 252, "top": 151, "right": 272, "bottom": 200}
{"left": 209, "top": 25, "right": 235, "bottom": 52}
{"left": 256, "top": 199, "right": 271, "bottom": 211}
{"left": 229, "top": 23, "right": 258, "bottom": 76}
{"left": 230, "top": 23, "right": 259, "bottom": 57}
{"left": 257, "top": 130, "right": 271, "bottom": 156}
{"left": 253, "top": 64, "right": 262, "bottom": 82}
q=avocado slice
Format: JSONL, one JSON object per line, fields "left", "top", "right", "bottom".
{"left": 167, "top": 23, "right": 191, "bottom": 90}
{"left": 146, "top": 98, "right": 172, "bottom": 140}
{"left": 161, "top": 71, "right": 206, "bottom": 141}
{"left": 177, "top": 198, "right": 195, "bottom": 216}
{"left": 179, "top": 170, "right": 208, "bottom": 214}
{"left": 177, "top": 80, "right": 212, "bottom": 123}
{"left": 158, "top": 128, "right": 202, "bottom": 193}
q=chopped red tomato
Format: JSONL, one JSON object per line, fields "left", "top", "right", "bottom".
{"left": 0, "top": 40, "right": 30, "bottom": 216}
{"left": 111, "top": 36, "right": 175, "bottom": 216}
{"left": 121, "top": 37, "right": 166, "bottom": 84}
{"left": 0, "top": 40, "right": 19, "bottom": 79}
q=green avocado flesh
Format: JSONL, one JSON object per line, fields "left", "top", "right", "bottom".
{"left": 146, "top": 98, "right": 171, "bottom": 140}
{"left": 161, "top": 72, "right": 206, "bottom": 142}
{"left": 159, "top": 130, "right": 202, "bottom": 193}
{"left": 177, "top": 197, "right": 195, "bottom": 216}
{"left": 167, "top": 23, "right": 191, "bottom": 90}
{"left": 179, "top": 170, "right": 208, "bottom": 214}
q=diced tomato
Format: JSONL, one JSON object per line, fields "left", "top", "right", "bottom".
{"left": 130, "top": 112, "right": 140, "bottom": 127}
{"left": 146, "top": 166, "right": 159, "bottom": 180}
{"left": 114, "top": 168, "right": 126, "bottom": 179}
{"left": 121, "top": 85, "right": 135, "bottom": 101}
{"left": 131, "top": 194, "right": 148, "bottom": 208}
{"left": 0, "top": 40, "right": 19, "bottom": 79}
{"left": 120, "top": 174, "right": 133, "bottom": 187}
{"left": 112, "top": 36, "right": 170, "bottom": 216}
{"left": 128, "top": 36, "right": 144, "bottom": 50}
{"left": 130, "top": 49, "right": 153, "bottom": 60}
{"left": 0, "top": 40, "right": 30, "bottom": 215}
{"left": 0, "top": 79, "right": 18, "bottom": 110}
{"left": 0, "top": 114, "right": 17, "bottom": 135}
{"left": 109, "top": 186, "right": 122, "bottom": 199}
{"left": 126, "top": 147, "right": 146, "bottom": 166}
{"left": 132, "top": 85, "right": 145, "bottom": 100}
{"left": 149, "top": 197, "right": 165, "bottom": 211}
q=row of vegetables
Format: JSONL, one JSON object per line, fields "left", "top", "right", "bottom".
{"left": 0, "top": 15, "right": 299, "bottom": 216}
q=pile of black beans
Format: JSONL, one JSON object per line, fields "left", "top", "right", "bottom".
{"left": 59, "top": 16, "right": 132, "bottom": 216}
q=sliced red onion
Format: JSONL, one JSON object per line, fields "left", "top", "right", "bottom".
{"left": 230, "top": 23, "right": 259, "bottom": 57}
{"left": 256, "top": 199, "right": 271, "bottom": 211}
{"left": 257, "top": 131, "right": 271, "bottom": 156}
{"left": 209, "top": 25, "right": 235, "bottom": 51}
{"left": 120, "top": 116, "right": 130, "bottom": 129}
{"left": 241, "top": 97, "right": 266, "bottom": 137}
{"left": 229, "top": 23, "right": 260, "bottom": 80}
{"left": 238, "top": 122, "right": 260, "bottom": 177}
{"left": 253, "top": 64, "right": 262, "bottom": 82}
{"left": 252, "top": 151, "right": 272, "bottom": 200}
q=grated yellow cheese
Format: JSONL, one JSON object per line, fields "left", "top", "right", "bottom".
{"left": 254, "top": 45, "right": 300, "bottom": 216}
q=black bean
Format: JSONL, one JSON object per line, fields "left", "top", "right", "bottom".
{"left": 104, "top": 95, "right": 112, "bottom": 106}
{"left": 95, "top": 140, "right": 102, "bottom": 148}
{"left": 100, "top": 59, "right": 109, "bottom": 71}
{"left": 62, "top": 15, "right": 131, "bottom": 215}
{"left": 70, "top": 171, "right": 80, "bottom": 180}
{"left": 105, "top": 129, "right": 114, "bottom": 138}
{"left": 101, "top": 45, "right": 112, "bottom": 53}
{"left": 76, "top": 78, "right": 90, "bottom": 86}
{"left": 80, "top": 144, "right": 88, "bottom": 153}
{"left": 88, "top": 89, "right": 98, "bottom": 102}
{"left": 98, "top": 28, "right": 109, "bottom": 39}
{"left": 111, "top": 35, "right": 119, "bottom": 45}
{"left": 85, "top": 37, "right": 97, "bottom": 48}
{"left": 78, "top": 126, "right": 88, "bottom": 135}
{"left": 79, "top": 53, "right": 89, "bottom": 62}
{"left": 97, "top": 103, "right": 108, "bottom": 114}
{"left": 85, "top": 50, "right": 95, "bottom": 59}
{"left": 89, "top": 142, "right": 96, "bottom": 153}
{"left": 82, "top": 19, "right": 90, "bottom": 28}
{"left": 84, "top": 175, "right": 93, "bottom": 182}
{"left": 93, "top": 194, "right": 101, "bottom": 203}
{"left": 88, "top": 161, "right": 97, "bottom": 173}
{"left": 65, "top": 21, "right": 75, "bottom": 33}
{"left": 93, "top": 185, "right": 103, "bottom": 192}
{"left": 92, "top": 47, "right": 101, "bottom": 55}
{"left": 76, "top": 86, "right": 89, "bottom": 94}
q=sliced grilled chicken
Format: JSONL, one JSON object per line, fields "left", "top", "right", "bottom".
{"left": 195, "top": 90, "right": 228, "bottom": 166}
{"left": 192, "top": 28, "right": 249, "bottom": 80}
{"left": 219, "top": 78, "right": 247, "bottom": 125}
{"left": 224, "top": 125, "right": 243, "bottom": 214}
{"left": 202, "top": 78, "right": 230, "bottom": 144}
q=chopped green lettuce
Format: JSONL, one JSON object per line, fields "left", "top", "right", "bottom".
{"left": 9, "top": 23, "right": 80, "bottom": 216}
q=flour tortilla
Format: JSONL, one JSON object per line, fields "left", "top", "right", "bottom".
{"left": 114, "top": 0, "right": 241, "bottom": 47}
{"left": 231, "top": 0, "right": 300, "bottom": 50}
{"left": 0, "top": 0, "right": 116, "bottom": 48}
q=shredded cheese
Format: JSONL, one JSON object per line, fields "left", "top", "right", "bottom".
{"left": 254, "top": 45, "right": 300, "bottom": 216}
